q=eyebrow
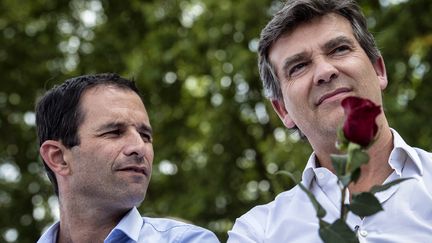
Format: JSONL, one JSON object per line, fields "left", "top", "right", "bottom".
{"left": 138, "top": 124, "right": 153, "bottom": 136}
{"left": 96, "top": 122, "right": 153, "bottom": 135}
{"left": 281, "top": 36, "right": 355, "bottom": 78}
{"left": 282, "top": 52, "right": 310, "bottom": 78}
{"left": 323, "top": 36, "right": 355, "bottom": 52}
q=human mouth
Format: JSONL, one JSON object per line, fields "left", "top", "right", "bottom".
{"left": 316, "top": 88, "right": 352, "bottom": 106}
{"left": 117, "top": 165, "right": 149, "bottom": 176}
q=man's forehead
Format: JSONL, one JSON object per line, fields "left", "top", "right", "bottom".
{"left": 81, "top": 109, "right": 152, "bottom": 134}
{"left": 78, "top": 85, "right": 150, "bottom": 127}
{"left": 269, "top": 14, "right": 355, "bottom": 60}
{"left": 80, "top": 85, "right": 144, "bottom": 107}
{"left": 82, "top": 83, "right": 139, "bottom": 97}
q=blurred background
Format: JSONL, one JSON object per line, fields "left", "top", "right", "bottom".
{"left": 1, "top": 0, "right": 431, "bottom": 242}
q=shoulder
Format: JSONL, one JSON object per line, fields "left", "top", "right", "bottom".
{"left": 141, "top": 217, "right": 220, "bottom": 243}
{"left": 243, "top": 186, "right": 300, "bottom": 219}
{"left": 413, "top": 147, "right": 432, "bottom": 178}
{"left": 228, "top": 187, "right": 300, "bottom": 242}
{"left": 405, "top": 142, "right": 432, "bottom": 177}
{"left": 414, "top": 147, "right": 432, "bottom": 160}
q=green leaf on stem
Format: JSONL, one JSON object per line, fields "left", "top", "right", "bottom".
{"left": 350, "top": 168, "right": 361, "bottom": 184}
{"left": 276, "top": 170, "right": 327, "bottom": 219}
{"left": 331, "top": 154, "right": 348, "bottom": 177}
{"left": 336, "top": 128, "right": 349, "bottom": 151}
{"left": 369, "top": 178, "right": 412, "bottom": 194}
{"left": 340, "top": 174, "right": 352, "bottom": 188}
{"left": 349, "top": 192, "right": 383, "bottom": 217}
{"left": 275, "top": 170, "right": 301, "bottom": 183}
{"left": 340, "top": 163, "right": 363, "bottom": 187}
{"left": 298, "top": 182, "right": 327, "bottom": 219}
{"left": 347, "top": 142, "right": 362, "bottom": 152}
{"left": 347, "top": 149, "right": 369, "bottom": 173}
{"left": 319, "top": 219, "right": 359, "bottom": 243}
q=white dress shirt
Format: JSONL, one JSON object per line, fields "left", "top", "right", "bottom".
{"left": 38, "top": 207, "right": 220, "bottom": 243}
{"left": 228, "top": 130, "right": 432, "bottom": 242}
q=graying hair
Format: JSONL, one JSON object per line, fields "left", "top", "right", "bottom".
{"left": 258, "top": 0, "right": 380, "bottom": 100}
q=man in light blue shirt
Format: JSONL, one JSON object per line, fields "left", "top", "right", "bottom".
{"left": 228, "top": 0, "right": 432, "bottom": 242}
{"left": 36, "top": 73, "right": 219, "bottom": 242}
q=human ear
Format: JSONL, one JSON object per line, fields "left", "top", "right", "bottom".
{"left": 39, "top": 140, "right": 71, "bottom": 176}
{"left": 271, "top": 99, "right": 296, "bottom": 128}
{"left": 373, "top": 56, "right": 388, "bottom": 90}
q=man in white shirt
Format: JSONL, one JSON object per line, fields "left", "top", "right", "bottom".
{"left": 228, "top": 0, "right": 432, "bottom": 242}
{"left": 36, "top": 73, "right": 219, "bottom": 242}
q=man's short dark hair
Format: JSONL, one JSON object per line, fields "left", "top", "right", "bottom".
{"left": 35, "top": 73, "right": 141, "bottom": 195}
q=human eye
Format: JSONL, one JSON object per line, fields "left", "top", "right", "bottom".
{"left": 289, "top": 62, "right": 308, "bottom": 77}
{"left": 102, "top": 129, "right": 121, "bottom": 137}
{"left": 330, "top": 45, "right": 351, "bottom": 55}
{"left": 139, "top": 132, "right": 153, "bottom": 143}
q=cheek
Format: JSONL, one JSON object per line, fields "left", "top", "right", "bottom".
{"left": 145, "top": 145, "right": 154, "bottom": 164}
{"left": 282, "top": 83, "right": 306, "bottom": 110}
{"left": 82, "top": 146, "right": 118, "bottom": 170}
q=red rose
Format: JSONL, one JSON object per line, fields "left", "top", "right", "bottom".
{"left": 341, "top": 96, "right": 381, "bottom": 147}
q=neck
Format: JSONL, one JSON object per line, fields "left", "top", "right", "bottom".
{"left": 348, "top": 127, "right": 394, "bottom": 193}
{"left": 314, "top": 122, "right": 394, "bottom": 194}
{"left": 56, "top": 196, "right": 130, "bottom": 243}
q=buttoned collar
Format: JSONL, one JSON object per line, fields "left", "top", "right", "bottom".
{"left": 389, "top": 128, "right": 423, "bottom": 176}
{"left": 301, "top": 129, "right": 423, "bottom": 188}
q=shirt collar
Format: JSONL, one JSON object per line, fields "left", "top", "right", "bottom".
{"left": 301, "top": 153, "right": 319, "bottom": 188}
{"left": 37, "top": 222, "right": 59, "bottom": 243}
{"left": 106, "top": 207, "right": 143, "bottom": 242}
{"left": 389, "top": 128, "right": 423, "bottom": 176}
{"left": 300, "top": 129, "right": 423, "bottom": 187}
{"left": 38, "top": 208, "right": 143, "bottom": 243}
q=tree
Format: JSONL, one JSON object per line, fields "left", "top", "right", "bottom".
{"left": 0, "top": 0, "right": 431, "bottom": 242}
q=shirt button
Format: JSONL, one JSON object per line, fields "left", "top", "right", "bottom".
{"left": 354, "top": 225, "right": 359, "bottom": 232}
{"left": 317, "top": 172, "right": 325, "bottom": 179}
{"left": 359, "top": 230, "right": 368, "bottom": 237}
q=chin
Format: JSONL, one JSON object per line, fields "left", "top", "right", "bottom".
{"left": 135, "top": 192, "right": 147, "bottom": 205}
{"left": 117, "top": 192, "right": 146, "bottom": 209}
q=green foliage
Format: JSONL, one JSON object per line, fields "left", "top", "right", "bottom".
{"left": 276, "top": 170, "right": 327, "bottom": 219}
{"left": 349, "top": 192, "right": 383, "bottom": 217}
{"left": 0, "top": 0, "right": 431, "bottom": 242}
{"left": 319, "top": 219, "right": 359, "bottom": 243}
{"left": 369, "top": 178, "right": 412, "bottom": 194}
{"left": 331, "top": 154, "right": 348, "bottom": 177}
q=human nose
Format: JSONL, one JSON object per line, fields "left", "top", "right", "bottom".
{"left": 123, "top": 130, "right": 147, "bottom": 159}
{"left": 313, "top": 57, "right": 339, "bottom": 85}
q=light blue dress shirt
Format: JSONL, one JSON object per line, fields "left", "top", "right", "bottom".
{"left": 228, "top": 129, "right": 432, "bottom": 242}
{"left": 38, "top": 207, "right": 220, "bottom": 243}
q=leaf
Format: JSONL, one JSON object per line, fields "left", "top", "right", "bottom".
{"left": 347, "top": 142, "right": 362, "bottom": 152}
{"left": 347, "top": 149, "right": 369, "bottom": 173}
{"left": 276, "top": 170, "right": 327, "bottom": 219}
{"left": 339, "top": 168, "right": 361, "bottom": 187}
{"left": 319, "top": 219, "right": 359, "bottom": 243}
{"left": 340, "top": 174, "right": 352, "bottom": 187}
{"left": 350, "top": 168, "right": 361, "bottom": 184}
{"left": 336, "top": 128, "right": 349, "bottom": 151}
{"left": 369, "top": 178, "right": 412, "bottom": 194}
{"left": 298, "top": 182, "right": 327, "bottom": 219}
{"left": 349, "top": 192, "right": 383, "bottom": 217}
{"left": 275, "top": 170, "right": 301, "bottom": 184}
{"left": 331, "top": 154, "right": 348, "bottom": 177}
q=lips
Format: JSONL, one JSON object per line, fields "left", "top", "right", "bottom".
{"left": 316, "top": 87, "right": 352, "bottom": 106}
{"left": 116, "top": 165, "right": 149, "bottom": 176}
